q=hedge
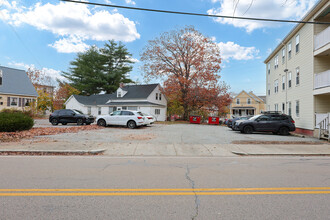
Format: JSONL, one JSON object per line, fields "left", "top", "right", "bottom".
{"left": 0, "top": 111, "right": 34, "bottom": 132}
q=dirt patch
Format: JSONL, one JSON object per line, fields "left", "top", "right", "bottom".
{"left": 121, "top": 133, "right": 156, "bottom": 141}
{"left": 232, "top": 140, "right": 325, "bottom": 145}
{"left": 0, "top": 151, "right": 104, "bottom": 156}
{"left": 0, "top": 125, "right": 102, "bottom": 143}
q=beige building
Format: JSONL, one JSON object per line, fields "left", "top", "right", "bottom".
{"left": 0, "top": 66, "right": 38, "bottom": 111}
{"left": 264, "top": 0, "right": 330, "bottom": 138}
{"left": 229, "top": 90, "right": 266, "bottom": 118}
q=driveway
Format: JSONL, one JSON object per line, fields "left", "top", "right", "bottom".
{"left": 32, "top": 122, "right": 321, "bottom": 145}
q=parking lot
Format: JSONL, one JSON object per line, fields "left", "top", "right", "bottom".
{"left": 34, "top": 120, "right": 320, "bottom": 145}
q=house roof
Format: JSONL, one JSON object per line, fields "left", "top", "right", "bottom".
{"left": 104, "top": 101, "right": 166, "bottom": 107}
{"left": 0, "top": 66, "right": 38, "bottom": 97}
{"left": 71, "top": 84, "right": 160, "bottom": 106}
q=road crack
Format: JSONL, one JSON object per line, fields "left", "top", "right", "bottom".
{"left": 185, "top": 166, "right": 200, "bottom": 220}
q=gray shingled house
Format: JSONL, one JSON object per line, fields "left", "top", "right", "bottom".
{"left": 65, "top": 84, "right": 168, "bottom": 121}
{"left": 0, "top": 66, "right": 38, "bottom": 111}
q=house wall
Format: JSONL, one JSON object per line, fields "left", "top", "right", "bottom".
{"left": 230, "top": 91, "right": 265, "bottom": 117}
{"left": 0, "top": 94, "right": 36, "bottom": 111}
{"left": 147, "top": 85, "right": 168, "bottom": 107}
{"left": 65, "top": 96, "right": 88, "bottom": 114}
{"left": 139, "top": 106, "right": 167, "bottom": 121}
{"left": 266, "top": 18, "right": 315, "bottom": 130}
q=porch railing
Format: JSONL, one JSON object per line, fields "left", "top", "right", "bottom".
{"left": 315, "top": 26, "right": 330, "bottom": 51}
{"left": 317, "top": 113, "right": 330, "bottom": 141}
{"left": 314, "top": 70, "right": 330, "bottom": 90}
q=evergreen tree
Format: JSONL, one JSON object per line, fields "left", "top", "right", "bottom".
{"left": 63, "top": 41, "right": 134, "bottom": 95}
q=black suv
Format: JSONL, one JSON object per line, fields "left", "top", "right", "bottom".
{"left": 49, "top": 109, "right": 95, "bottom": 126}
{"left": 235, "top": 112, "right": 295, "bottom": 135}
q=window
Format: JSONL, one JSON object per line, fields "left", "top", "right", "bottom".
{"left": 121, "top": 111, "right": 133, "bottom": 116}
{"left": 113, "top": 107, "right": 117, "bottom": 112}
{"left": 288, "top": 72, "right": 292, "bottom": 88}
{"left": 288, "top": 102, "right": 292, "bottom": 116}
{"left": 247, "top": 98, "right": 251, "bottom": 104}
{"left": 282, "top": 75, "right": 286, "bottom": 90}
{"left": 274, "top": 80, "right": 279, "bottom": 93}
{"left": 10, "top": 97, "right": 18, "bottom": 106}
{"left": 296, "top": 67, "right": 300, "bottom": 85}
{"left": 274, "top": 55, "right": 279, "bottom": 69}
{"left": 159, "top": 93, "right": 162, "bottom": 100}
{"left": 288, "top": 42, "right": 292, "bottom": 59}
{"left": 236, "top": 99, "right": 240, "bottom": 104}
{"left": 122, "top": 106, "right": 127, "bottom": 110}
{"left": 98, "top": 107, "right": 101, "bottom": 115}
{"left": 24, "top": 98, "right": 32, "bottom": 106}
{"left": 156, "top": 93, "right": 158, "bottom": 100}
{"left": 282, "top": 103, "right": 285, "bottom": 112}
{"left": 282, "top": 48, "right": 285, "bottom": 64}
{"left": 267, "top": 83, "right": 270, "bottom": 96}
{"left": 0, "top": 70, "right": 2, "bottom": 85}
{"left": 258, "top": 115, "right": 270, "bottom": 121}
{"left": 274, "top": 104, "right": 278, "bottom": 112}
{"left": 267, "top": 63, "right": 270, "bottom": 74}
{"left": 155, "top": 109, "right": 160, "bottom": 115}
{"left": 295, "top": 34, "right": 300, "bottom": 53}
{"left": 117, "top": 92, "right": 121, "bottom": 98}
{"left": 87, "top": 107, "right": 91, "bottom": 115}
{"left": 296, "top": 100, "right": 299, "bottom": 117}
{"left": 268, "top": 89, "right": 270, "bottom": 96}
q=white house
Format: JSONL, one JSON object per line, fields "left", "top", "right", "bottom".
{"left": 65, "top": 84, "right": 168, "bottom": 121}
{"left": 264, "top": 0, "right": 330, "bottom": 138}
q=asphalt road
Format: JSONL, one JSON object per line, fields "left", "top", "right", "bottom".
{"left": 1, "top": 156, "right": 329, "bottom": 219}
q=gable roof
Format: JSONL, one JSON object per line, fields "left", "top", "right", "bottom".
{"left": 71, "top": 84, "right": 160, "bottom": 106}
{"left": 233, "top": 90, "right": 265, "bottom": 103}
{"left": 0, "top": 66, "right": 38, "bottom": 97}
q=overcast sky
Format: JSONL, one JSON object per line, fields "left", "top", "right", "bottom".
{"left": 0, "top": 0, "right": 318, "bottom": 95}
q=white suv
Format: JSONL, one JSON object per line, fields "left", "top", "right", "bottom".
{"left": 96, "top": 110, "right": 146, "bottom": 129}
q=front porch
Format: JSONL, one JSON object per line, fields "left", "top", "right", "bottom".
{"left": 314, "top": 93, "right": 330, "bottom": 141}
{"left": 231, "top": 107, "right": 256, "bottom": 117}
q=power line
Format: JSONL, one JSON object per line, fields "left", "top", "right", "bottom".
{"left": 60, "top": 0, "right": 330, "bottom": 25}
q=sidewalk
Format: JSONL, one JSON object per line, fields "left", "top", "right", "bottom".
{"left": 0, "top": 141, "right": 329, "bottom": 156}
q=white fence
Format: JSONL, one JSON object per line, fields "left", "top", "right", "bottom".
{"left": 315, "top": 26, "right": 330, "bottom": 50}
{"left": 314, "top": 70, "right": 330, "bottom": 89}
{"left": 315, "top": 113, "right": 328, "bottom": 128}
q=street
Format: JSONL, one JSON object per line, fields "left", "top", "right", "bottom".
{"left": 0, "top": 156, "right": 329, "bottom": 219}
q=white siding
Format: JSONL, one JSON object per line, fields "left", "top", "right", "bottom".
{"left": 65, "top": 96, "right": 88, "bottom": 114}
{"left": 266, "top": 21, "right": 315, "bottom": 130}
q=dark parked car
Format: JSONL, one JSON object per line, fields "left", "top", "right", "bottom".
{"left": 235, "top": 113, "right": 295, "bottom": 135}
{"left": 227, "top": 116, "right": 251, "bottom": 128}
{"left": 49, "top": 109, "right": 95, "bottom": 126}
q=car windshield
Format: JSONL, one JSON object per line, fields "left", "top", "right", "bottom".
{"left": 249, "top": 115, "right": 261, "bottom": 121}
{"left": 73, "top": 109, "right": 83, "bottom": 114}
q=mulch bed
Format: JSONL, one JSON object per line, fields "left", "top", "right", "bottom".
{"left": 0, "top": 125, "right": 102, "bottom": 143}
{"left": 231, "top": 140, "right": 325, "bottom": 145}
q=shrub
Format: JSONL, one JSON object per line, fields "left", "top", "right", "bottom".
{"left": 0, "top": 111, "right": 34, "bottom": 132}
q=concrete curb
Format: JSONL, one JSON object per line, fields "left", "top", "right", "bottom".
{"left": 231, "top": 151, "right": 330, "bottom": 156}
{"left": 0, "top": 149, "right": 106, "bottom": 156}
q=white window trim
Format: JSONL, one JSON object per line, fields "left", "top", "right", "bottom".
{"left": 10, "top": 97, "right": 18, "bottom": 107}
{"left": 295, "top": 34, "right": 300, "bottom": 53}
{"left": 296, "top": 67, "right": 300, "bottom": 86}
{"left": 296, "top": 100, "right": 300, "bottom": 117}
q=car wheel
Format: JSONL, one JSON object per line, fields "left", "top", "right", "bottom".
{"left": 77, "top": 118, "right": 84, "bottom": 126}
{"left": 51, "top": 119, "right": 58, "bottom": 126}
{"left": 243, "top": 125, "right": 253, "bottom": 134}
{"left": 62, "top": 123, "right": 67, "bottom": 125}
{"left": 279, "top": 127, "right": 289, "bottom": 135}
{"left": 97, "top": 119, "right": 106, "bottom": 127}
{"left": 127, "top": 120, "right": 136, "bottom": 129}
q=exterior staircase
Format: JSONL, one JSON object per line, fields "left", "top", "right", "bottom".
{"left": 318, "top": 113, "right": 330, "bottom": 141}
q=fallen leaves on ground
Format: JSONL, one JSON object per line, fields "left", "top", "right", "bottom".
{"left": 0, "top": 125, "right": 102, "bottom": 143}
{"left": 121, "top": 133, "right": 156, "bottom": 141}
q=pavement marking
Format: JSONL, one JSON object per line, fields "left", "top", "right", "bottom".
{"left": 0, "top": 191, "right": 330, "bottom": 196}
{"left": 0, "top": 187, "right": 330, "bottom": 196}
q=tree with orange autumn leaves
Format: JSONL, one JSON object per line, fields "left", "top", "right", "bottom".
{"left": 53, "top": 82, "right": 80, "bottom": 110}
{"left": 141, "top": 26, "right": 231, "bottom": 119}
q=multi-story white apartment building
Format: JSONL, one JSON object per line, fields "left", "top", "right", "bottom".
{"left": 264, "top": 0, "right": 330, "bottom": 137}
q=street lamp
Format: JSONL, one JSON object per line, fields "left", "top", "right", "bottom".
{"left": 284, "top": 68, "right": 288, "bottom": 114}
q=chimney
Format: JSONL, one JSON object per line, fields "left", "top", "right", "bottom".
{"left": 119, "top": 82, "right": 124, "bottom": 88}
